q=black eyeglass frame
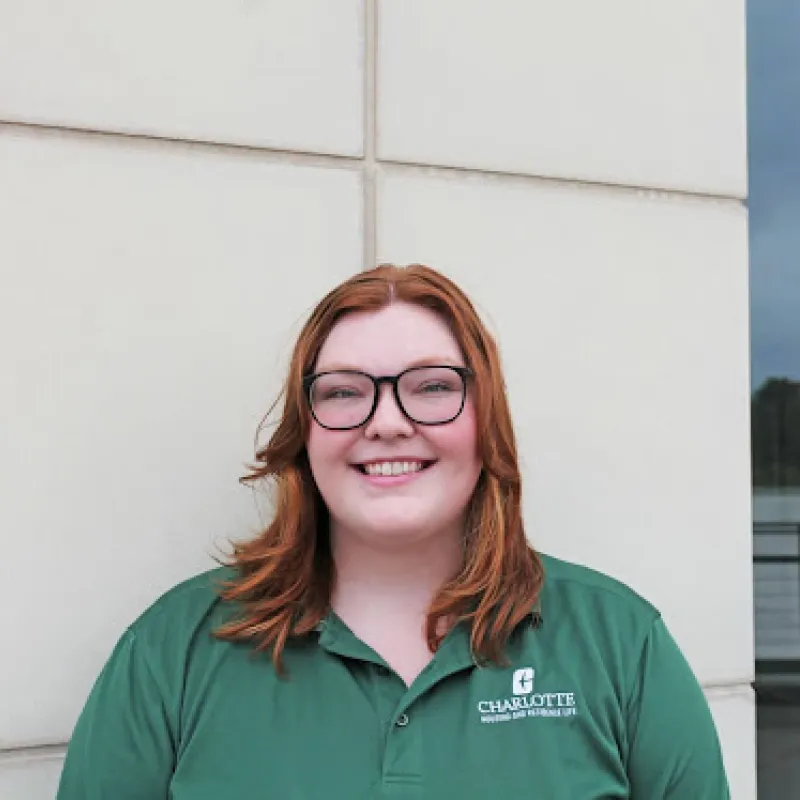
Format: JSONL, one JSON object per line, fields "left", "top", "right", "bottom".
{"left": 302, "top": 365, "right": 474, "bottom": 431}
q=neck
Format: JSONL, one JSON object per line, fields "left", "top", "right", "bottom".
{"left": 329, "top": 525, "right": 464, "bottom": 623}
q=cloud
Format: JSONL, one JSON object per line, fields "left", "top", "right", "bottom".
{"left": 750, "top": 215, "right": 800, "bottom": 387}
{"left": 747, "top": 0, "right": 800, "bottom": 389}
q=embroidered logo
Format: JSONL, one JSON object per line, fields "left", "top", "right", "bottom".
{"left": 477, "top": 666, "right": 578, "bottom": 724}
{"left": 512, "top": 667, "right": 535, "bottom": 695}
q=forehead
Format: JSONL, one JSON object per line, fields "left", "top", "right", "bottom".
{"left": 315, "top": 303, "right": 464, "bottom": 373}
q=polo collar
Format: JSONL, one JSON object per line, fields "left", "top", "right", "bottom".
{"left": 311, "top": 594, "right": 542, "bottom": 662}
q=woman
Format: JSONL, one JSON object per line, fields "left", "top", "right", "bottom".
{"left": 58, "top": 264, "right": 730, "bottom": 798}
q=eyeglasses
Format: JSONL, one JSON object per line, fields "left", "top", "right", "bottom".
{"left": 303, "top": 365, "right": 473, "bottom": 431}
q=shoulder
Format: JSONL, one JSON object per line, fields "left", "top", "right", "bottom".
{"left": 538, "top": 552, "right": 660, "bottom": 637}
{"left": 125, "top": 566, "right": 237, "bottom": 656}
{"left": 532, "top": 554, "right": 669, "bottom": 715}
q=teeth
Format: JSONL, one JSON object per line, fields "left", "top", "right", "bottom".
{"left": 363, "top": 461, "right": 424, "bottom": 476}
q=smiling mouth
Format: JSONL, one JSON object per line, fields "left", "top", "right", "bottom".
{"left": 353, "top": 460, "right": 437, "bottom": 477}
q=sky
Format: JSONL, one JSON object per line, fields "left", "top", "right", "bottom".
{"left": 747, "top": 0, "right": 800, "bottom": 389}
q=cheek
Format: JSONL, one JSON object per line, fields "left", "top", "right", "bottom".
{"left": 306, "top": 425, "right": 355, "bottom": 479}
{"left": 429, "top": 403, "right": 480, "bottom": 465}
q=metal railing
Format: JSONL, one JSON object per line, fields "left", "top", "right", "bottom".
{"left": 754, "top": 521, "right": 800, "bottom": 682}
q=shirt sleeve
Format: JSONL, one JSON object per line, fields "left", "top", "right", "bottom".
{"left": 626, "top": 616, "right": 731, "bottom": 799}
{"left": 57, "top": 629, "right": 175, "bottom": 799}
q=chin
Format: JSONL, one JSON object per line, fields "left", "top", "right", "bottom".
{"left": 359, "top": 515, "right": 440, "bottom": 543}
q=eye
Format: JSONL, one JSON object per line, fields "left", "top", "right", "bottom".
{"left": 320, "top": 386, "right": 363, "bottom": 401}
{"left": 417, "top": 380, "right": 457, "bottom": 394}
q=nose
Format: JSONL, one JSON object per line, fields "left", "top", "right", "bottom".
{"left": 363, "top": 384, "right": 414, "bottom": 439}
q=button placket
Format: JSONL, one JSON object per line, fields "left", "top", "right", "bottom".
{"left": 383, "top": 704, "right": 421, "bottom": 785}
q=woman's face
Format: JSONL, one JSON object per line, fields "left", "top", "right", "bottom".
{"left": 306, "top": 302, "right": 482, "bottom": 549}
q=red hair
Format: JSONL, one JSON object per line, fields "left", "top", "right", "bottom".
{"left": 215, "top": 264, "right": 543, "bottom": 670}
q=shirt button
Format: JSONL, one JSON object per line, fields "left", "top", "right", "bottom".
{"left": 396, "top": 713, "right": 410, "bottom": 727}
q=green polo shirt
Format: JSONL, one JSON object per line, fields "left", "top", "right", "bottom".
{"left": 58, "top": 554, "right": 729, "bottom": 799}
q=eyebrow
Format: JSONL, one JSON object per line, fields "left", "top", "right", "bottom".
{"left": 315, "top": 356, "right": 465, "bottom": 373}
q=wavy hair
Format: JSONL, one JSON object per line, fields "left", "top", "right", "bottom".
{"left": 214, "top": 264, "right": 543, "bottom": 671}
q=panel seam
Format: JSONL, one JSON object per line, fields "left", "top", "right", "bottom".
{"left": 0, "top": 743, "right": 67, "bottom": 759}
{"left": 0, "top": 120, "right": 744, "bottom": 206}
{"left": 361, "top": 0, "right": 378, "bottom": 270}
